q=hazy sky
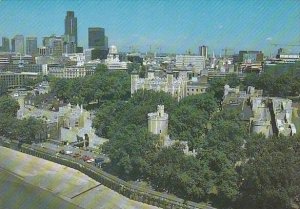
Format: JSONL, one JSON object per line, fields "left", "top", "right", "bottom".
{"left": 0, "top": 0, "right": 299, "bottom": 54}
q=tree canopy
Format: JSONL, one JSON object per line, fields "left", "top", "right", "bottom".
{"left": 0, "top": 95, "right": 20, "bottom": 117}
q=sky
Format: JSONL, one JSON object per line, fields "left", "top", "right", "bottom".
{"left": 0, "top": 0, "right": 299, "bottom": 55}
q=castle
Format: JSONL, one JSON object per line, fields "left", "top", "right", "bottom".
{"left": 131, "top": 70, "right": 187, "bottom": 101}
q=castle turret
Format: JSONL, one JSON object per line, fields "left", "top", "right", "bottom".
{"left": 147, "top": 68, "right": 155, "bottom": 79}
{"left": 148, "top": 105, "right": 168, "bottom": 136}
{"left": 167, "top": 69, "right": 173, "bottom": 86}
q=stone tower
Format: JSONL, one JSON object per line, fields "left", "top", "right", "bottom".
{"left": 131, "top": 71, "right": 139, "bottom": 96}
{"left": 167, "top": 70, "right": 173, "bottom": 86}
{"left": 148, "top": 105, "right": 168, "bottom": 136}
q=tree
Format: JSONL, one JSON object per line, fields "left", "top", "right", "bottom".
{"left": 0, "top": 96, "right": 20, "bottom": 117}
{"left": 236, "top": 135, "right": 300, "bottom": 209}
{"left": 17, "top": 117, "right": 46, "bottom": 143}
{"left": 207, "top": 78, "right": 227, "bottom": 102}
{"left": 225, "top": 73, "right": 240, "bottom": 88}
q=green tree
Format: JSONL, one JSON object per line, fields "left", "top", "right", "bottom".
{"left": 207, "top": 78, "right": 227, "bottom": 102}
{"left": 225, "top": 73, "right": 240, "bottom": 88}
{"left": 0, "top": 96, "right": 20, "bottom": 117}
{"left": 236, "top": 135, "right": 300, "bottom": 209}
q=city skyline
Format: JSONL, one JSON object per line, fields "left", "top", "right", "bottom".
{"left": 0, "top": 0, "right": 299, "bottom": 54}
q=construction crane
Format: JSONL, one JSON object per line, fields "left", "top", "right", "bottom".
{"left": 271, "top": 43, "right": 300, "bottom": 47}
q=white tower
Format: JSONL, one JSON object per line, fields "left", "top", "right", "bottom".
{"left": 148, "top": 105, "right": 168, "bottom": 136}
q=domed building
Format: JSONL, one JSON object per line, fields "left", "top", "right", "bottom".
{"left": 109, "top": 45, "right": 118, "bottom": 55}
{"left": 105, "top": 45, "right": 127, "bottom": 70}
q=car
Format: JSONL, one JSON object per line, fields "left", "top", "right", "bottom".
{"left": 82, "top": 155, "right": 91, "bottom": 162}
{"left": 86, "top": 158, "right": 95, "bottom": 163}
{"left": 65, "top": 150, "right": 73, "bottom": 155}
{"left": 94, "top": 158, "right": 105, "bottom": 167}
{"left": 72, "top": 153, "right": 81, "bottom": 158}
{"left": 59, "top": 150, "right": 66, "bottom": 154}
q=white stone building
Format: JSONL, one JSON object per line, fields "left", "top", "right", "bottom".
{"left": 131, "top": 70, "right": 187, "bottom": 101}
{"left": 175, "top": 55, "right": 205, "bottom": 75}
{"left": 105, "top": 45, "right": 127, "bottom": 70}
{"left": 148, "top": 105, "right": 168, "bottom": 136}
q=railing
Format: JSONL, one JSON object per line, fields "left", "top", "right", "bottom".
{"left": 0, "top": 140, "right": 215, "bottom": 209}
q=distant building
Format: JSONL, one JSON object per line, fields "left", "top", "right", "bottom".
{"left": 88, "top": 27, "right": 108, "bottom": 59}
{"left": 46, "top": 64, "right": 94, "bottom": 78}
{"left": 186, "top": 76, "right": 209, "bottom": 96}
{"left": 238, "top": 51, "right": 263, "bottom": 63}
{"left": 26, "top": 37, "right": 38, "bottom": 56}
{"left": 1, "top": 37, "right": 10, "bottom": 52}
{"left": 11, "top": 35, "right": 24, "bottom": 55}
{"left": 11, "top": 54, "right": 34, "bottom": 65}
{"left": 38, "top": 47, "right": 48, "bottom": 56}
{"left": 131, "top": 69, "right": 187, "bottom": 101}
{"left": 64, "top": 11, "right": 77, "bottom": 53}
{"left": 105, "top": 45, "right": 127, "bottom": 70}
{"left": 276, "top": 49, "right": 300, "bottom": 63}
{"left": 0, "top": 72, "right": 39, "bottom": 88}
{"left": 199, "top": 45, "right": 208, "bottom": 60}
{"left": 43, "top": 35, "right": 64, "bottom": 57}
{"left": 0, "top": 54, "right": 10, "bottom": 66}
{"left": 127, "top": 53, "right": 143, "bottom": 65}
{"left": 237, "top": 51, "right": 264, "bottom": 73}
{"left": 63, "top": 53, "right": 85, "bottom": 66}
{"left": 88, "top": 27, "right": 105, "bottom": 49}
{"left": 222, "top": 85, "right": 297, "bottom": 137}
{"left": 176, "top": 55, "right": 205, "bottom": 75}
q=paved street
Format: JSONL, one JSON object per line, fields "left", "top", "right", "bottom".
{"left": 0, "top": 146, "right": 160, "bottom": 209}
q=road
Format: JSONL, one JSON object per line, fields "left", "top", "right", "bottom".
{"left": 0, "top": 146, "right": 160, "bottom": 209}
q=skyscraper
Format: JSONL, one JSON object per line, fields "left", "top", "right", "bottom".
{"left": 199, "top": 45, "right": 208, "bottom": 60}
{"left": 88, "top": 27, "right": 105, "bottom": 49}
{"left": 88, "top": 27, "right": 108, "bottom": 60}
{"left": 26, "top": 37, "right": 38, "bottom": 56}
{"left": 65, "top": 11, "right": 77, "bottom": 53}
{"left": 1, "top": 37, "right": 10, "bottom": 52}
{"left": 12, "top": 35, "right": 24, "bottom": 55}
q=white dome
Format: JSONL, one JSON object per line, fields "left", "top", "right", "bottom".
{"left": 109, "top": 45, "right": 118, "bottom": 54}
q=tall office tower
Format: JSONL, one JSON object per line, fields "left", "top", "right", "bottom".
{"left": 88, "top": 27, "right": 105, "bottom": 48}
{"left": 1, "top": 37, "right": 10, "bottom": 52}
{"left": 11, "top": 39, "right": 15, "bottom": 52}
{"left": 105, "top": 36, "right": 108, "bottom": 49}
{"left": 26, "top": 37, "right": 38, "bottom": 56}
{"left": 88, "top": 27, "right": 108, "bottom": 60}
{"left": 64, "top": 11, "right": 77, "bottom": 53}
{"left": 12, "top": 35, "right": 24, "bottom": 55}
{"left": 199, "top": 45, "right": 208, "bottom": 60}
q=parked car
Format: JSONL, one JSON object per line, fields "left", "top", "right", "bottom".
{"left": 82, "top": 155, "right": 91, "bottom": 162}
{"left": 72, "top": 153, "right": 81, "bottom": 158}
{"left": 94, "top": 157, "right": 105, "bottom": 167}
{"left": 86, "top": 158, "right": 95, "bottom": 163}
{"left": 59, "top": 150, "right": 65, "bottom": 154}
{"left": 65, "top": 150, "right": 73, "bottom": 155}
